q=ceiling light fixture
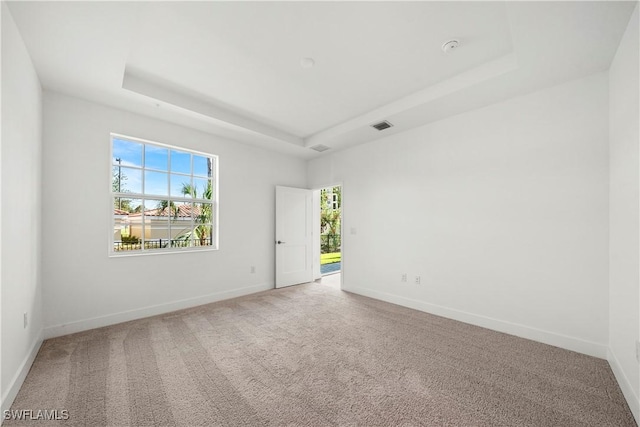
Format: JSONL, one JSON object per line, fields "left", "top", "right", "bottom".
{"left": 300, "top": 57, "right": 315, "bottom": 68}
{"left": 441, "top": 40, "right": 460, "bottom": 54}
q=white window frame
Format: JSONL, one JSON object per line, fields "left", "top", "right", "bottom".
{"left": 109, "top": 133, "right": 219, "bottom": 257}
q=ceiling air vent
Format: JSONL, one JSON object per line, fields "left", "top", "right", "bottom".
{"left": 371, "top": 120, "right": 393, "bottom": 131}
{"left": 310, "top": 144, "right": 331, "bottom": 152}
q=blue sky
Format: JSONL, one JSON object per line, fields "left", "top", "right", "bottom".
{"left": 113, "top": 138, "right": 212, "bottom": 199}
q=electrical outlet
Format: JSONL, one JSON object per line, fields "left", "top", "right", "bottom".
{"left": 250, "top": 266, "right": 256, "bottom": 274}
{"left": 636, "top": 340, "right": 640, "bottom": 362}
{"left": 23, "top": 312, "right": 28, "bottom": 329}
{"left": 415, "top": 276, "right": 421, "bottom": 285}
{"left": 401, "top": 273, "right": 407, "bottom": 282}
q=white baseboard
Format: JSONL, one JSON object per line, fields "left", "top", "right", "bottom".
{"left": 347, "top": 286, "right": 609, "bottom": 359}
{"left": 608, "top": 348, "right": 640, "bottom": 424}
{"left": 1, "top": 331, "right": 43, "bottom": 419}
{"left": 44, "top": 282, "right": 274, "bottom": 339}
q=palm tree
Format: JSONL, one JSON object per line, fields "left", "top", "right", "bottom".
{"left": 178, "top": 180, "right": 213, "bottom": 246}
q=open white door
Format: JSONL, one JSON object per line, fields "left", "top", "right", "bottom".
{"left": 275, "top": 186, "right": 313, "bottom": 288}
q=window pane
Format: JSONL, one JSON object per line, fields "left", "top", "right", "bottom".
{"left": 170, "top": 150, "right": 191, "bottom": 174}
{"left": 143, "top": 199, "right": 170, "bottom": 250}
{"left": 113, "top": 167, "right": 142, "bottom": 194}
{"left": 192, "top": 202, "right": 213, "bottom": 225}
{"left": 170, "top": 202, "right": 193, "bottom": 248}
{"left": 170, "top": 174, "right": 191, "bottom": 198}
{"left": 193, "top": 155, "right": 211, "bottom": 177}
{"left": 113, "top": 198, "right": 142, "bottom": 252}
{"left": 144, "top": 171, "right": 168, "bottom": 197}
{"left": 191, "top": 224, "right": 213, "bottom": 247}
{"left": 113, "top": 197, "right": 142, "bottom": 214}
{"left": 113, "top": 139, "right": 142, "bottom": 168}
{"left": 145, "top": 145, "right": 168, "bottom": 171}
{"left": 193, "top": 178, "right": 212, "bottom": 200}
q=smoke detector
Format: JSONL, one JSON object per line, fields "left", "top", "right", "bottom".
{"left": 300, "top": 57, "right": 315, "bottom": 68}
{"left": 441, "top": 40, "right": 460, "bottom": 54}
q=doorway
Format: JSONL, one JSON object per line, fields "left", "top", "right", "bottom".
{"left": 319, "top": 186, "right": 341, "bottom": 276}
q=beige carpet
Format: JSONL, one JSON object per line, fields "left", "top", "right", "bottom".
{"left": 6, "top": 278, "right": 636, "bottom": 426}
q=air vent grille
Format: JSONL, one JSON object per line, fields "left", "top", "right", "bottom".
{"left": 371, "top": 120, "right": 393, "bottom": 131}
{"left": 310, "top": 144, "right": 331, "bottom": 152}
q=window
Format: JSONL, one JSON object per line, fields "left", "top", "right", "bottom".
{"left": 331, "top": 193, "right": 339, "bottom": 210}
{"left": 111, "top": 134, "right": 218, "bottom": 255}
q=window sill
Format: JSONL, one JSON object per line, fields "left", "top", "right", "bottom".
{"left": 109, "top": 246, "right": 219, "bottom": 258}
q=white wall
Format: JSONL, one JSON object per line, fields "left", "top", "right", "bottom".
{"left": 309, "top": 72, "right": 610, "bottom": 358}
{"left": 41, "top": 92, "right": 307, "bottom": 337}
{"left": 1, "top": 2, "right": 43, "bottom": 413}
{"left": 609, "top": 4, "right": 640, "bottom": 421}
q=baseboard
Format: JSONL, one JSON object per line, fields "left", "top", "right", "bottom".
{"left": 347, "top": 286, "right": 609, "bottom": 359}
{"left": 1, "top": 331, "right": 44, "bottom": 419}
{"left": 44, "top": 282, "right": 274, "bottom": 339}
{"left": 607, "top": 348, "right": 640, "bottom": 424}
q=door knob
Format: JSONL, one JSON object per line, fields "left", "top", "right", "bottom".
{"left": 276, "top": 240, "right": 285, "bottom": 244}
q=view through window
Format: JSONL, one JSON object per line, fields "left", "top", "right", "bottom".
{"left": 111, "top": 135, "right": 217, "bottom": 254}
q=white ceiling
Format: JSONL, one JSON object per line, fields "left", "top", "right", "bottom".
{"left": 6, "top": 1, "right": 637, "bottom": 159}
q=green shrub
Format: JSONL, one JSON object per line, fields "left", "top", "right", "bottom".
{"left": 121, "top": 235, "right": 140, "bottom": 244}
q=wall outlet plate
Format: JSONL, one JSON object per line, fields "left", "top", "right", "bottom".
{"left": 23, "top": 312, "right": 28, "bottom": 329}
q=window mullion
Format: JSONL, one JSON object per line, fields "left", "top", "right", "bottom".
{"left": 112, "top": 193, "right": 211, "bottom": 204}
{"left": 167, "top": 148, "right": 172, "bottom": 248}
{"left": 113, "top": 192, "right": 144, "bottom": 198}
{"left": 141, "top": 147, "right": 146, "bottom": 250}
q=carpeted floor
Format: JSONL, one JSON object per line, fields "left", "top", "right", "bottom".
{"left": 6, "top": 278, "right": 636, "bottom": 426}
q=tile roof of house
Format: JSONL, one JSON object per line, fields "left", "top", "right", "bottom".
{"left": 122, "top": 204, "right": 202, "bottom": 218}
